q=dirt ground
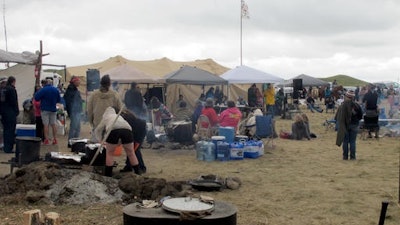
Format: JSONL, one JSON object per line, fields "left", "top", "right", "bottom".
{"left": 0, "top": 100, "right": 400, "bottom": 225}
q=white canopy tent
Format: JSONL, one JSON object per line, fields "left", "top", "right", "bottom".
{"left": 220, "top": 65, "right": 284, "bottom": 100}
{"left": 221, "top": 65, "right": 284, "bottom": 84}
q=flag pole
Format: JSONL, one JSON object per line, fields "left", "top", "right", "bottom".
{"left": 240, "top": 0, "right": 243, "bottom": 66}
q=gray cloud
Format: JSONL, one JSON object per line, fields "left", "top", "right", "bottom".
{"left": 1, "top": 0, "right": 400, "bottom": 82}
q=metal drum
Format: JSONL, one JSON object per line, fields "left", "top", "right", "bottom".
{"left": 169, "top": 121, "right": 193, "bottom": 143}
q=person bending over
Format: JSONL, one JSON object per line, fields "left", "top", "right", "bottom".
{"left": 95, "top": 107, "right": 140, "bottom": 176}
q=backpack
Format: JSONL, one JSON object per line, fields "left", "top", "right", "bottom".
{"left": 351, "top": 101, "right": 363, "bottom": 123}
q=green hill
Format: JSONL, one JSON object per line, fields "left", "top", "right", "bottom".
{"left": 319, "top": 74, "right": 369, "bottom": 87}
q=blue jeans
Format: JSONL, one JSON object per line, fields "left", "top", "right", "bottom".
{"left": 308, "top": 103, "right": 323, "bottom": 113}
{"left": 343, "top": 124, "right": 359, "bottom": 160}
{"left": 68, "top": 112, "right": 81, "bottom": 140}
{"left": 266, "top": 105, "right": 275, "bottom": 118}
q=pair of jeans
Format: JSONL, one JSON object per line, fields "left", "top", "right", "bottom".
{"left": 266, "top": 105, "right": 275, "bottom": 118}
{"left": 343, "top": 124, "right": 359, "bottom": 160}
{"left": 308, "top": 104, "right": 323, "bottom": 113}
{"left": 68, "top": 112, "right": 81, "bottom": 140}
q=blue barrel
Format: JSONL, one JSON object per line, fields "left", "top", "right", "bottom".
{"left": 219, "top": 127, "right": 235, "bottom": 143}
{"left": 216, "top": 141, "right": 230, "bottom": 161}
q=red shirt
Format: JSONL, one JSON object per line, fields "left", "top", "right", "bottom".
{"left": 33, "top": 99, "right": 41, "bottom": 117}
{"left": 201, "top": 107, "right": 219, "bottom": 127}
{"left": 219, "top": 107, "right": 242, "bottom": 128}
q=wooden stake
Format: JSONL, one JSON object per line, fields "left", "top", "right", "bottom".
{"left": 44, "top": 212, "right": 60, "bottom": 225}
{"left": 23, "top": 209, "right": 43, "bottom": 225}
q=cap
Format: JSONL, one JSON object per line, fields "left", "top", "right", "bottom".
{"left": 70, "top": 76, "right": 80, "bottom": 83}
{"left": 0, "top": 76, "right": 7, "bottom": 83}
{"left": 345, "top": 90, "right": 355, "bottom": 98}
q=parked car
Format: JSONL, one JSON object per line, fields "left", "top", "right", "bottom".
{"left": 343, "top": 86, "right": 356, "bottom": 92}
{"left": 382, "top": 81, "right": 400, "bottom": 93}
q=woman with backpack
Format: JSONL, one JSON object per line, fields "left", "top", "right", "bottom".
{"left": 335, "top": 90, "right": 363, "bottom": 160}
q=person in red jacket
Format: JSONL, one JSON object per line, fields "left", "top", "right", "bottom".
{"left": 201, "top": 98, "right": 219, "bottom": 128}
{"left": 219, "top": 100, "right": 242, "bottom": 131}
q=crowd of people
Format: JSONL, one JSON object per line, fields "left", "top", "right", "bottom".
{"left": 0, "top": 72, "right": 398, "bottom": 177}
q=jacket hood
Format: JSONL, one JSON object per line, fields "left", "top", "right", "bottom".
{"left": 97, "top": 90, "right": 118, "bottom": 99}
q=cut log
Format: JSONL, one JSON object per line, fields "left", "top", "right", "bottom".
{"left": 23, "top": 209, "right": 43, "bottom": 225}
{"left": 44, "top": 212, "right": 60, "bottom": 225}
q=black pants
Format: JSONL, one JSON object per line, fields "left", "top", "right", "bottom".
{"left": 2, "top": 113, "right": 16, "bottom": 153}
{"left": 35, "top": 116, "right": 44, "bottom": 141}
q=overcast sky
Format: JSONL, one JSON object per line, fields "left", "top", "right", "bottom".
{"left": 2, "top": 0, "right": 400, "bottom": 82}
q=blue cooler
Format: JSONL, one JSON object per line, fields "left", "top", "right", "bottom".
{"left": 230, "top": 142, "right": 244, "bottom": 160}
{"left": 243, "top": 140, "right": 260, "bottom": 159}
{"left": 218, "top": 127, "right": 235, "bottom": 143}
{"left": 16, "top": 124, "right": 36, "bottom": 137}
{"left": 235, "top": 135, "right": 248, "bottom": 142}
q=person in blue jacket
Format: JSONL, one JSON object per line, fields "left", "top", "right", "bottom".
{"left": 34, "top": 79, "right": 62, "bottom": 145}
{"left": 63, "top": 76, "right": 83, "bottom": 145}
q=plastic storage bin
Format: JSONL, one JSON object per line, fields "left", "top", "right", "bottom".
{"left": 16, "top": 124, "right": 36, "bottom": 137}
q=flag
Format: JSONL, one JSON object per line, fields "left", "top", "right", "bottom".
{"left": 241, "top": 0, "right": 249, "bottom": 19}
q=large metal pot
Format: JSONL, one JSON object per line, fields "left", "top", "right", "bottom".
{"left": 69, "top": 138, "right": 88, "bottom": 153}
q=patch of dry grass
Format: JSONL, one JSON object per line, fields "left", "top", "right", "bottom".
{"left": 1, "top": 101, "right": 400, "bottom": 225}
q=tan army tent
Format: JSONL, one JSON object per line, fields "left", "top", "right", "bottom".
{"left": 66, "top": 56, "right": 231, "bottom": 110}
{"left": 101, "top": 64, "right": 163, "bottom": 84}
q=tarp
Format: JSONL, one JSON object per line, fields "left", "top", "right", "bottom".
{"left": 163, "top": 65, "right": 228, "bottom": 85}
{"left": 284, "top": 74, "right": 329, "bottom": 87}
{"left": 0, "top": 49, "right": 39, "bottom": 65}
{"left": 0, "top": 64, "right": 35, "bottom": 111}
{"left": 101, "top": 64, "right": 164, "bottom": 84}
{"left": 220, "top": 65, "right": 284, "bottom": 84}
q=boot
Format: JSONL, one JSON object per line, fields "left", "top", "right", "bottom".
{"left": 104, "top": 166, "right": 113, "bottom": 177}
{"left": 133, "top": 165, "right": 142, "bottom": 175}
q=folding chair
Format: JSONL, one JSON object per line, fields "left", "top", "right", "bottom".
{"left": 323, "top": 119, "right": 336, "bottom": 131}
{"left": 197, "top": 114, "right": 212, "bottom": 140}
{"left": 254, "top": 115, "right": 275, "bottom": 149}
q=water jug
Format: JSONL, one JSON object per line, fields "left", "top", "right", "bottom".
{"left": 195, "top": 141, "right": 206, "bottom": 161}
{"left": 216, "top": 141, "right": 230, "bottom": 161}
{"left": 203, "top": 141, "right": 216, "bottom": 162}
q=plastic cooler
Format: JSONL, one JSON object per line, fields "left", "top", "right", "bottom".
{"left": 230, "top": 142, "right": 244, "bottom": 160}
{"left": 218, "top": 127, "right": 235, "bottom": 143}
{"left": 243, "top": 140, "right": 260, "bottom": 159}
{"left": 16, "top": 124, "right": 36, "bottom": 137}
